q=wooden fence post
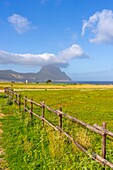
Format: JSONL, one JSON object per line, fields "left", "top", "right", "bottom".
{"left": 15, "top": 93, "right": 17, "bottom": 103}
{"left": 18, "top": 94, "right": 21, "bottom": 109}
{"left": 59, "top": 107, "right": 62, "bottom": 129}
{"left": 30, "top": 98, "right": 33, "bottom": 118}
{"left": 102, "top": 122, "right": 106, "bottom": 158}
{"left": 6, "top": 88, "right": 8, "bottom": 97}
{"left": 9, "top": 89, "right": 11, "bottom": 97}
{"left": 12, "top": 91, "right": 14, "bottom": 101}
{"left": 4, "top": 88, "right": 5, "bottom": 95}
{"left": 8, "top": 89, "right": 10, "bottom": 97}
{"left": 10, "top": 90, "right": 13, "bottom": 99}
{"left": 24, "top": 96, "right": 27, "bottom": 112}
{"left": 42, "top": 101, "right": 45, "bottom": 127}
{"left": 102, "top": 122, "right": 106, "bottom": 169}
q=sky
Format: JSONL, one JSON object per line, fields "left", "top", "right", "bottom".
{"left": 0, "top": 0, "right": 113, "bottom": 81}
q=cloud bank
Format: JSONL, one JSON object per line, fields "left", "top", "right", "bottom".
{"left": 82, "top": 9, "right": 113, "bottom": 43}
{"left": 8, "top": 14, "right": 34, "bottom": 34}
{"left": 0, "top": 44, "right": 88, "bottom": 68}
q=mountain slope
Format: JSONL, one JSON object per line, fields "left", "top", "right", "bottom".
{"left": 0, "top": 65, "right": 71, "bottom": 82}
{"left": 36, "top": 65, "right": 71, "bottom": 81}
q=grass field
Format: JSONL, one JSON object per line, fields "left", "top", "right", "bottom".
{"left": 0, "top": 85, "right": 113, "bottom": 169}
{"left": 1, "top": 82, "right": 113, "bottom": 90}
{"left": 20, "top": 88, "right": 113, "bottom": 128}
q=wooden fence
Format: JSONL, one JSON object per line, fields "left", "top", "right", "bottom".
{"left": 4, "top": 88, "right": 113, "bottom": 169}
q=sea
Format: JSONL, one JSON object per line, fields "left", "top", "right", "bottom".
{"left": 57, "top": 81, "right": 113, "bottom": 85}
{"left": 72, "top": 81, "right": 113, "bottom": 85}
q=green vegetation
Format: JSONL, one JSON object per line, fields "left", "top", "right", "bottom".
{"left": 1, "top": 88, "right": 113, "bottom": 169}
{"left": 46, "top": 79, "right": 52, "bottom": 84}
{"left": 1, "top": 81, "right": 113, "bottom": 90}
{"left": 20, "top": 89, "right": 113, "bottom": 128}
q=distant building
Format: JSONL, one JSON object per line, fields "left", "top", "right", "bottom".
{"left": 26, "top": 80, "right": 28, "bottom": 83}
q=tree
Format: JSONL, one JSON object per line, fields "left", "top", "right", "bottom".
{"left": 46, "top": 80, "right": 52, "bottom": 84}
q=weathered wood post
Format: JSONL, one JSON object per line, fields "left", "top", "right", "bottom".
{"left": 4, "top": 88, "right": 6, "bottom": 95}
{"left": 18, "top": 94, "right": 21, "bottom": 109}
{"left": 59, "top": 107, "right": 62, "bottom": 129}
{"left": 24, "top": 96, "right": 27, "bottom": 112}
{"left": 8, "top": 88, "right": 10, "bottom": 97}
{"left": 102, "top": 122, "right": 106, "bottom": 169}
{"left": 15, "top": 93, "right": 17, "bottom": 103}
{"left": 12, "top": 91, "right": 14, "bottom": 101}
{"left": 6, "top": 88, "right": 9, "bottom": 97}
{"left": 8, "top": 88, "right": 10, "bottom": 95}
{"left": 9, "top": 88, "right": 11, "bottom": 97}
{"left": 102, "top": 122, "right": 106, "bottom": 158}
{"left": 30, "top": 98, "right": 33, "bottom": 118}
{"left": 42, "top": 101, "right": 45, "bottom": 127}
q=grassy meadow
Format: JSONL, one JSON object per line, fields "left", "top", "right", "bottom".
{"left": 1, "top": 83, "right": 113, "bottom": 169}
{"left": 1, "top": 81, "right": 113, "bottom": 90}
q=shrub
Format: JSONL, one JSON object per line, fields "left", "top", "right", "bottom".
{"left": 0, "top": 94, "right": 7, "bottom": 98}
{"left": 46, "top": 80, "right": 52, "bottom": 84}
{"left": 6, "top": 97, "right": 13, "bottom": 105}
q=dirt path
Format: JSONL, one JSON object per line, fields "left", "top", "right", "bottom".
{"left": 0, "top": 112, "right": 8, "bottom": 170}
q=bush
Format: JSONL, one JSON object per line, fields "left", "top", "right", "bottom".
{"left": 0, "top": 94, "right": 7, "bottom": 98}
{"left": 7, "top": 97, "right": 13, "bottom": 105}
{"left": 46, "top": 80, "right": 52, "bottom": 84}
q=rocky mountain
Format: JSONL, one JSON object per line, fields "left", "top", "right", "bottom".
{"left": 36, "top": 65, "right": 71, "bottom": 81}
{"left": 0, "top": 65, "right": 71, "bottom": 82}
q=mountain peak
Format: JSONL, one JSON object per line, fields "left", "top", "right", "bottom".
{"left": 39, "top": 64, "right": 64, "bottom": 75}
{"left": 37, "top": 64, "right": 72, "bottom": 82}
{"left": 0, "top": 64, "right": 72, "bottom": 82}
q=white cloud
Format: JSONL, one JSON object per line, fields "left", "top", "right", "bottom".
{"left": 8, "top": 14, "right": 34, "bottom": 34}
{"left": 0, "top": 44, "right": 88, "bottom": 67}
{"left": 82, "top": 9, "right": 113, "bottom": 43}
{"left": 59, "top": 44, "right": 88, "bottom": 60}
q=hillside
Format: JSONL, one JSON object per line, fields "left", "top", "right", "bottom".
{"left": 36, "top": 65, "right": 71, "bottom": 82}
{"left": 0, "top": 65, "right": 71, "bottom": 82}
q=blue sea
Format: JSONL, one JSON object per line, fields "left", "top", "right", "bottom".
{"left": 71, "top": 81, "right": 113, "bottom": 85}
{"left": 56, "top": 81, "right": 113, "bottom": 85}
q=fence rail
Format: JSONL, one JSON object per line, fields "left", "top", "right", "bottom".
{"left": 4, "top": 87, "right": 113, "bottom": 169}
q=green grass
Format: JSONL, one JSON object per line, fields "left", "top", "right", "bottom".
{"left": 1, "top": 89, "right": 113, "bottom": 169}
{"left": 20, "top": 89, "right": 113, "bottom": 128}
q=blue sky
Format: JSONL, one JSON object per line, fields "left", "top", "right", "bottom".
{"left": 0, "top": 0, "right": 113, "bottom": 81}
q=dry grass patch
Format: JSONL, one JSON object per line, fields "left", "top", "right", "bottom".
{"left": 1, "top": 82, "right": 113, "bottom": 90}
{"left": 0, "top": 129, "right": 3, "bottom": 134}
{"left": 0, "top": 113, "right": 5, "bottom": 118}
